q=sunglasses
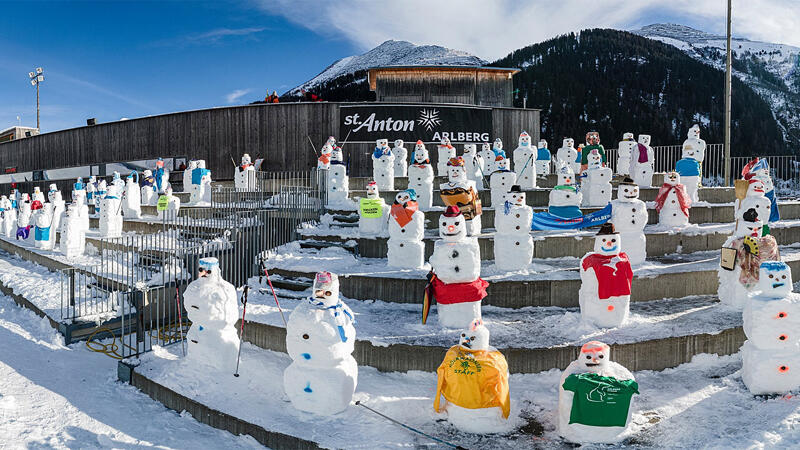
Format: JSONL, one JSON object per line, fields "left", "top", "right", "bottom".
{"left": 314, "top": 289, "right": 333, "bottom": 298}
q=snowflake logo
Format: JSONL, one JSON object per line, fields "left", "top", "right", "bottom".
{"left": 417, "top": 109, "right": 441, "bottom": 131}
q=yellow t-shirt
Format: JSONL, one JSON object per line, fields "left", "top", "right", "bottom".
{"left": 434, "top": 346, "right": 510, "bottom": 418}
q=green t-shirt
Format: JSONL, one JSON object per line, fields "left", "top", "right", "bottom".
{"left": 580, "top": 144, "right": 606, "bottom": 164}
{"left": 562, "top": 372, "right": 639, "bottom": 427}
{"left": 359, "top": 198, "right": 384, "bottom": 218}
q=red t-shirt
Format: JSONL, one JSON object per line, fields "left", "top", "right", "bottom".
{"left": 581, "top": 253, "right": 633, "bottom": 299}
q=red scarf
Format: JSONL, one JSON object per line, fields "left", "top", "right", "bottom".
{"left": 318, "top": 154, "right": 330, "bottom": 165}
{"left": 581, "top": 253, "right": 633, "bottom": 299}
{"left": 654, "top": 183, "right": 691, "bottom": 216}
{"left": 390, "top": 201, "right": 418, "bottom": 228}
{"left": 637, "top": 143, "right": 649, "bottom": 163}
{"left": 430, "top": 276, "right": 489, "bottom": 304}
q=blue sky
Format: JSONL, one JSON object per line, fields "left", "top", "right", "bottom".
{"left": 2, "top": 0, "right": 797, "bottom": 133}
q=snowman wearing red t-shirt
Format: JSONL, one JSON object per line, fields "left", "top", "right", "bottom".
{"left": 578, "top": 223, "right": 633, "bottom": 328}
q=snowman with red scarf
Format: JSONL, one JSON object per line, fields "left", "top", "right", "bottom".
{"left": 579, "top": 224, "right": 634, "bottom": 328}
{"left": 654, "top": 171, "right": 692, "bottom": 228}
{"left": 387, "top": 189, "right": 425, "bottom": 269}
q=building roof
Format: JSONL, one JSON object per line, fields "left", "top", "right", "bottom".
{"left": 0, "top": 126, "right": 38, "bottom": 135}
{"left": 368, "top": 65, "right": 520, "bottom": 90}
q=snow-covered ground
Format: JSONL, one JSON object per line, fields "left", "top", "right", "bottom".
{"left": 0, "top": 295, "right": 263, "bottom": 448}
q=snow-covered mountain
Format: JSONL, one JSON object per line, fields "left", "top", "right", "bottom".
{"left": 633, "top": 23, "right": 800, "bottom": 146}
{"left": 286, "top": 40, "right": 486, "bottom": 95}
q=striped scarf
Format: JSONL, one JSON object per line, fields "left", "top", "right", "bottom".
{"left": 307, "top": 296, "right": 355, "bottom": 343}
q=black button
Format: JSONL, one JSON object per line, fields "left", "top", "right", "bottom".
{"left": 454, "top": 266, "right": 460, "bottom": 272}
{"left": 452, "top": 250, "right": 459, "bottom": 258}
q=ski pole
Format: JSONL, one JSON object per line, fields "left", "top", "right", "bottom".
{"left": 306, "top": 136, "right": 319, "bottom": 157}
{"left": 175, "top": 285, "right": 185, "bottom": 356}
{"left": 234, "top": 285, "right": 248, "bottom": 377}
{"left": 354, "top": 401, "right": 466, "bottom": 450}
{"left": 262, "top": 265, "right": 287, "bottom": 327}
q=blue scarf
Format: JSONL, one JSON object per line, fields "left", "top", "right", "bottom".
{"left": 35, "top": 226, "right": 51, "bottom": 241}
{"left": 307, "top": 296, "right": 355, "bottom": 343}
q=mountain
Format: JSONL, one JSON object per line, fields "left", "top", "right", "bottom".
{"left": 491, "top": 28, "right": 787, "bottom": 155}
{"left": 281, "top": 40, "right": 486, "bottom": 101}
{"left": 633, "top": 23, "right": 800, "bottom": 148}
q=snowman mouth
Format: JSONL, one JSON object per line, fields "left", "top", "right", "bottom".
{"left": 443, "top": 231, "right": 462, "bottom": 237}
{"left": 624, "top": 194, "right": 637, "bottom": 199}
{"left": 585, "top": 362, "right": 600, "bottom": 367}
{"left": 773, "top": 283, "right": 785, "bottom": 288}
{"left": 601, "top": 245, "right": 618, "bottom": 253}
{"left": 460, "top": 341, "right": 472, "bottom": 348}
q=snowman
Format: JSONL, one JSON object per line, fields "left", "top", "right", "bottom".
{"left": 655, "top": 171, "right": 691, "bottom": 228}
{"left": 428, "top": 206, "right": 487, "bottom": 328}
{"left": 31, "top": 202, "right": 55, "bottom": 250}
{"left": 153, "top": 158, "right": 170, "bottom": 194}
{"left": 548, "top": 185, "right": 582, "bottom": 219}
{"left": 0, "top": 195, "right": 16, "bottom": 238}
{"left": 86, "top": 176, "right": 97, "bottom": 206}
{"left": 235, "top": 153, "right": 257, "bottom": 191}
{"left": 513, "top": 131, "right": 537, "bottom": 190}
{"left": 556, "top": 138, "right": 580, "bottom": 175}
{"left": 32, "top": 186, "right": 45, "bottom": 204}
{"left": 580, "top": 152, "right": 612, "bottom": 207}
{"left": 387, "top": 189, "right": 425, "bottom": 269}
{"left": 630, "top": 135, "right": 654, "bottom": 187}
{"left": 183, "top": 160, "right": 197, "bottom": 193}
{"left": 94, "top": 179, "right": 107, "bottom": 215}
{"left": 610, "top": 178, "right": 648, "bottom": 266}
{"left": 189, "top": 162, "right": 212, "bottom": 206}
{"left": 372, "top": 138, "right": 395, "bottom": 191}
{"left": 742, "top": 158, "right": 780, "bottom": 224}
{"left": 10, "top": 188, "right": 20, "bottom": 209}
{"left": 682, "top": 124, "right": 706, "bottom": 167}
{"left": 580, "top": 131, "right": 605, "bottom": 173}
{"left": 579, "top": 224, "right": 633, "bottom": 328}
{"left": 391, "top": 139, "right": 408, "bottom": 177}
{"left": 16, "top": 197, "right": 32, "bottom": 242}
{"left": 490, "top": 138, "right": 507, "bottom": 173}
{"left": 434, "top": 319, "right": 511, "bottom": 434}
{"left": 284, "top": 271, "right": 357, "bottom": 416}
{"left": 183, "top": 257, "right": 240, "bottom": 372}
{"left": 558, "top": 341, "right": 638, "bottom": 444}
{"left": 72, "top": 189, "right": 90, "bottom": 232}
{"left": 407, "top": 141, "right": 435, "bottom": 211}
{"left": 122, "top": 172, "right": 142, "bottom": 218}
{"left": 440, "top": 157, "right": 482, "bottom": 236}
{"left": 47, "top": 184, "right": 66, "bottom": 235}
{"left": 735, "top": 178, "right": 771, "bottom": 224}
{"left": 675, "top": 129, "right": 703, "bottom": 203}
{"left": 99, "top": 180, "right": 124, "bottom": 239}
{"left": 326, "top": 163, "right": 350, "bottom": 206}
{"left": 535, "top": 139, "right": 551, "bottom": 176}
{"left": 318, "top": 142, "right": 333, "bottom": 171}
{"left": 140, "top": 170, "right": 157, "bottom": 206}
{"left": 489, "top": 157, "right": 516, "bottom": 208}
{"left": 358, "top": 181, "right": 388, "bottom": 236}
{"left": 437, "top": 138, "right": 456, "bottom": 177}
{"left": 60, "top": 203, "right": 86, "bottom": 258}
{"left": 479, "top": 142, "right": 495, "bottom": 175}
{"left": 156, "top": 186, "right": 181, "bottom": 221}
{"left": 330, "top": 145, "right": 343, "bottom": 164}
{"left": 494, "top": 185, "right": 533, "bottom": 271}
{"left": 718, "top": 208, "right": 780, "bottom": 309}
{"left": 741, "top": 261, "right": 800, "bottom": 395}
{"left": 462, "top": 144, "right": 485, "bottom": 190}
{"left": 616, "top": 132, "right": 636, "bottom": 176}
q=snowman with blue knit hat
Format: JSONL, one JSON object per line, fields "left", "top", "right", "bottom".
{"left": 284, "top": 271, "right": 358, "bottom": 415}
{"left": 535, "top": 139, "right": 551, "bottom": 176}
{"left": 183, "top": 257, "right": 240, "bottom": 372}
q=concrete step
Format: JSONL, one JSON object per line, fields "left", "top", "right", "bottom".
{"left": 300, "top": 222, "right": 800, "bottom": 260}
{"left": 267, "top": 254, "right": 800, "bottom": 309}
{"left": 347, "top": 186, "right": 735, "bottom": 208}
{"left": 348, "top": 173, "right": 668, "bottom": 190}
{"left": 330, "top": 201, "right": 800, "bottom": 230}
{"left": 298, "top": 239, "right": 357, "bottom": 253}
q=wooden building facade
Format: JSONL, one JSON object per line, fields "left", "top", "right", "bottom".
{"left": 0, "top": 102, "right": 539, "bottom": 182}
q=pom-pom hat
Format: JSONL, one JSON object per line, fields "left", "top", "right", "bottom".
{"left": 443, "top": 205, "right": 462, "bottom": 217}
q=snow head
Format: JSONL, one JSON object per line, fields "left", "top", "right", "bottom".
{"left": 447, "top": 157, "right": 467, "bottom": 183}
{"left": 241, "top": 153, "right": 252, "bottom": 166}
{"left": 618, "top": 178, "right": 640, "bottom": 201}
{"left": 494, "top": 156, "right": 510, "bottom": 172}
{"left": 413, "top": 140, "right": 429, "bottom": 164}
{"left": 312, "top": 271, "right": 340, "bottom": 308}
{"left": 563, "top": 138, "right": 575, "bottom": 149}
{"left": 197, "top": 257, "right": 221, "bottom": 281}
{"left": 439, "top": 205, "right": 467, "bottom": 242}
{"left": 459, "top": 319, "right": 490, "bottom": 352}
{"left": 493, "top": 138, "right": 503, "bottom": 151}
{"left": 622, "top": 132, "right": 634, "bottom": 141}
{"left": 538, "top": 139, "right": 548, "bottom": 149}
{"left": 682, "top": 142, "right": 701, "bottom": 160}
{"left": 688, "top": 124, "right": 701, "bottom": 140}
{"left": 665, "top": 171, "right": 681, "bottom": 186}
{"left": 579, "top": 341, "right": 610, "bottom": 372}
{"left": 593, "top": 223, "right": 621, "bottom": 256}
{"left": 549, "top": 185, "right": 580, "bottom": 207}
{"left": 755, "top": 261, "right": 793, "bottom": 298}
{"left": 505, "top": 185, "right": 526, "bottom": 207}
{"left": 518, "top": 131, "right": 531, "bottom": 147}
{"left": 395, "top": 189, "right": 416, "bottom": 205}
{"left": 366, "top": 181, "right": 379, "bottom": 199}
{"left": 394, "top": 139, "right": 404, "bottom": 149}
{"left": 376, "top": 138, "right": 389, "bottom": 149}
{"left": 557, "top": 162, "right": 575, "bottom": 185}
{"left": 746, "top": 178, "right": 766, "bottom": 197}
{"left": 481, "top": 142, "right": 491, "bottom": 153}
{"left": 586, "top": 149, "right": 603, "bottom": 169}
{"left": 463, "top": 143, "right": 477, "bottom": 156}
{"left": 735, "top": 208, "right": 763, "bottom": 238}
{"left": 586, "top": 131, "right": 600, "bottom": 146}
{"left": 637, "top": 135, "right": 651, "bottom": 146}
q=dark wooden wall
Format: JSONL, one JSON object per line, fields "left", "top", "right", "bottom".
{"left": 0, "top": 102, "right": 538, "bottom": 180}
{"left": 374, "top": 71, "right": 514, "bottom": 107}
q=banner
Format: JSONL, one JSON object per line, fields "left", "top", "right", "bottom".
{"left": 340, "top": 104, "right": 492, "bottom": 143}
{"left": 531, "top": 204, "right": 612, "bottom": 230}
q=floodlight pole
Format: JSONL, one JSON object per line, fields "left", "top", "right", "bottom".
{"left": 723, "top": 0, "right": 732, "bottom": 186}
{"left": 29, "top": 68, "right": 43, "bottom": 130}
{"left": 36, "top": 81, "right": 40, "bottom": 130}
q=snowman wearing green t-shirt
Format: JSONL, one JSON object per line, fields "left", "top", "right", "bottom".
{"left": 558, "top": 341, "right": 639, "bottom": 444}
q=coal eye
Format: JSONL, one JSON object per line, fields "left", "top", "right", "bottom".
{"left": 455, "top": 221, "right": 460, "bottom": 226}
{"left": 769, "top": 274, "right": 774, "bottom": 279}
{"left": 461, "top": 333, "right": 466, "bottom": 337}
{"left": 611, "top": 239, "right": 616, "bottom": 243}
{"left": 470, "top": 337, "right": 475, "bottom": 341}
{"left": 782, "top": 275, "right": 787, "bottom": 279}
{"left": 586, "top": 355, "right": 592, "bottom": 359}
{"left": 302, "top": 334, "right": 309, "bottom": 340}
{"left": 599, "top": 354, "right": 604, "bottom": 359}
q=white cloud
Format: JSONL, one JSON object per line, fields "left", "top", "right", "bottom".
{"left": 225, "top": 89, "right": 252, "bottom": 104}
{"left": 258, "top": 0, "right": 800, "bottom": 59}
{"left": 151, "top": 27, "right": 267, "bottom": 47}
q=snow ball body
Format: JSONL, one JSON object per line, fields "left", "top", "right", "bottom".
{"left": 462, "top": 144, "right": 485, "bottom": 190}
{"left": 326, "top": 164, "right": 349, "bottom": 206}
{"left": 741, "top": 341, "right": 800, "bottom": 395}
{"left": 494, "top": 190, "right": 533, "bottom": 271}
{"left": 616, "top": 132, "right": 636, "bottom": 176}
{"left": 183, "top": 160, "right": 197, "bottom": 193}
{"left": 60, "top": 204, "right": 85, "bottom": 258}
{"left": 513, "top": 132, "right": 536, "bottom": 190}
{"left": 610, "top": 183, "right": 648, "bottom": 265}
{"left": 407, "top": 142, "right": 435, "bottom": 211}
{"left": 391, "top": 139, "right": 408, "bottom": 177}
{"left": 372, "top": 139, "right": 395, "bottom": 191}
{"left": 489, "top": 160, "right": 516, "bottom": 208}
{"left": 630, "top": 135, "right": 654, "bottom": 187}
{"left": 437, "top": 139, "right": 456, "bottom": 177}
{"left": 558, "top": 342, "right": 636, "bottom": 444}
{"left": 581, "top": 168, "right": 613, "bottom": 207}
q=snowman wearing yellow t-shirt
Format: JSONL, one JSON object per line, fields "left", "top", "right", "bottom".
{"left": 558, "top": 341, "right": 639, "bottom": 444}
